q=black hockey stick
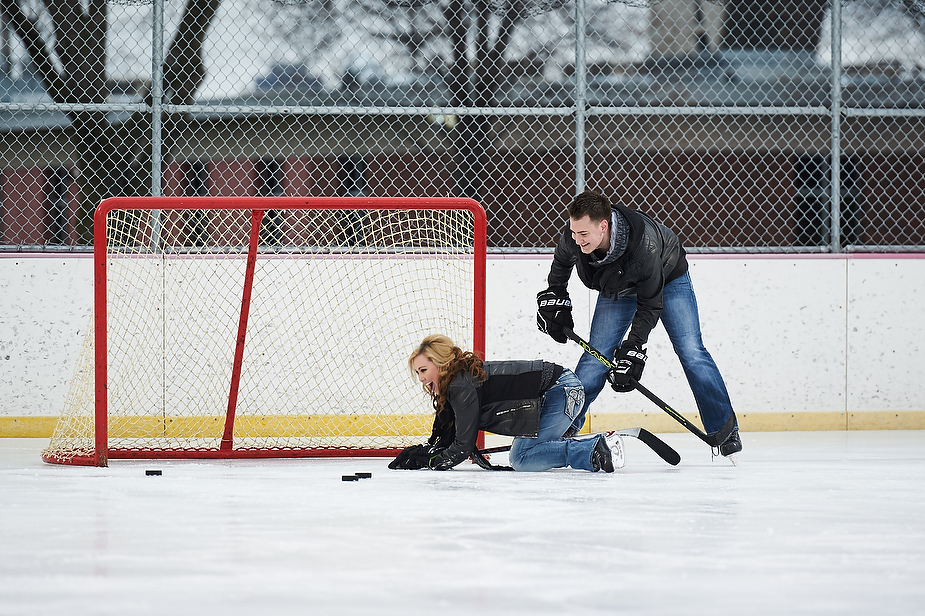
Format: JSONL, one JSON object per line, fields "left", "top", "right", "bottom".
{"left": 477, "top": 427, "right": 680, "bottom": 466}
{"left": 470, "top": 448, "right": 514, "bottom": 471}
{"left": 612, "top": 427, "right": 681, "bottom": 465}
{"left": 562, "top": 328, "right": 735, "bottom": 449}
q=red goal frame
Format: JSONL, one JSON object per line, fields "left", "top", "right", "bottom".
{"left": 62, "top": 196, "right": 486, "bottom": 466}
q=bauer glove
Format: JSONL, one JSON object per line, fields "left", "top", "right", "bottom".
{"left": 607, "top": 343, "right": 647, "bottom": 393}
{"left": 536, "top": 288, "right": 573, "bottom": 344}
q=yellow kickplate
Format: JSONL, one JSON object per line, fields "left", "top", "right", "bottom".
{"left": 0, "top": 417, "right": 60, "bottom": 438}
{"left": 586, "top": 411, "right": 925, "bottom": 433}
{"left": 3, "top": 414, "right": 435, "bottom": 439}
{"left": 5, "top": 411, "right": 925, "bottom": 439}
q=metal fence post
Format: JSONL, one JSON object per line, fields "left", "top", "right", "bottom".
{"left": 574, "top": 0, "right": 587, "bottom": 194}
{"left": 149, "top": 0, "right": 165, "bottom": 251}
{"left": 830, "top": 0, "right": 843, "bottom": 253}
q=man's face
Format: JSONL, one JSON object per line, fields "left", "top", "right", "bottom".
{"left": 569, "top": 215, "right": 609, "bottom": 254}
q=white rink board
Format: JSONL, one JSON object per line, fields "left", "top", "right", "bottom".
{"left": 0, "top": 256, "right": 94, "bottom": 418}
{"left": 484, "top": 254, "right": 922, "bottom": 417}
{"left": 1, "top": 254, "right": 924, "bottom": 419}
{"left": 847, "top": 257, "right": 925, "bottom": 411}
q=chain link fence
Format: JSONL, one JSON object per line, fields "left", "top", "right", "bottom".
{"left": 1, "top": 0, "right": 923, "bottom": 253}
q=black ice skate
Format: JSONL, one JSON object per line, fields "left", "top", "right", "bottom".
{"left": 591, "top": 435, "right": 616, "bottom": 473}
{"left": 720, "top": 429, "right": 742, "bottom": 466}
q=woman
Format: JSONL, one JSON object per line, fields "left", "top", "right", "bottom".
{"left": 390, "top": 334, "right": 623, "bottom": 472}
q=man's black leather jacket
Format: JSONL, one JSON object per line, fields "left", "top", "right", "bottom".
{"left": 546, "top": 203, "right": 688, "bottom": 347}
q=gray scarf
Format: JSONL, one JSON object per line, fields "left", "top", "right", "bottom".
{"left": 589, "top": 210, "right": 629, "bottom": 268}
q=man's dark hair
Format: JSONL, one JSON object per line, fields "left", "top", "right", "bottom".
{"left": 567, "top": 190, "right": 612, "bottom": 223}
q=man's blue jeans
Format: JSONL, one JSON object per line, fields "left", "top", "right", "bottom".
{"left": 572, "top": 271, "right": 735, "bottom": 436}
{"left": 509, "top": 369, "right": 601, "bottom": 471}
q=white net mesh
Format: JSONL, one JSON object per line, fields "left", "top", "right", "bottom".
{"left": 43, "top": 198, "right": 484, "bottom": 465}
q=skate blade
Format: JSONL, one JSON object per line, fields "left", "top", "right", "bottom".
{"left": 725, "top": 453, "right": 739, "bottom": 467}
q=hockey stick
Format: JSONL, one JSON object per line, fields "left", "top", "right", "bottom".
{"left": 562, "top": 328, "right": 735, "bottom": 449}
{"left": 470, "top": 448, "right": 513, "bottom": 471}
{"left": 477, "top": 427, "right": 680, "bottom": 466}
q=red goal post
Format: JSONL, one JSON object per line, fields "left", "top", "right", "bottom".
{"left": 43, "top": 197, "right": 486, "bottom": 466}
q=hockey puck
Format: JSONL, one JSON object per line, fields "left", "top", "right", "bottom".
{"left": 355, "top": 472, "right": 372, "bottom": 479}
{"left": 342, "top": 475, "right": 359, "bottom": 481}
{"left": 145, "top": 470, "right": 162, "bottom": 476}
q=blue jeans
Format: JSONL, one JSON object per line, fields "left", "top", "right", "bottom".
{"left": 572, "top": 271, "right": 735, "bottom": 436}
{"left": 509, "top": 370, "right": 601, "bottom": 472}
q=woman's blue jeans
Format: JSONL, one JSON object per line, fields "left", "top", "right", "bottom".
{"left": 572, "top": 271, "right": 735, "bottom": 436}
{"left": 509, "top": 369, "right": 601, "bottom": 472}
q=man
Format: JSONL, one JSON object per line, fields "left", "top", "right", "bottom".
{"left": 536, "top": 189, "right": 741, "bottom": 460}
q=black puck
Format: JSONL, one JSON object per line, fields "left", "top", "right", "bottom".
{"left": 145, "top": 470, "right": 162, "bottom": 476}
{"left": 342, "top": 475, "right": 359, "bottom": 481}
{"left": 356, "top": 472, "right": 372, "bottom": 479}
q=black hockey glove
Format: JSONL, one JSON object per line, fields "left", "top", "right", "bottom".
{"left": 427, "top": 448, "right": 454, "bottom": 471}
{"left": 607, "top": 343, "right": 647, "bottom": 393}
{"left": 536, "top": 288, "right": 573, "bottom": 344}
{"left": 388, "top": 444, "right": 443, "bottom": 470}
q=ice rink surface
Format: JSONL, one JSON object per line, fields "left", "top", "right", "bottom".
{"left": 2, "top": 431, "right": 925, "bottom": 616}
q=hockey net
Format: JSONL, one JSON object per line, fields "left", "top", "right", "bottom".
{"left": 43, "top": 197, "right": 486, "bottom": 466}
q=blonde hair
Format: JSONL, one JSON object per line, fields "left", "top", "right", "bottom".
{"left": 409, "top": 334, "right": 485, "bottom": 413}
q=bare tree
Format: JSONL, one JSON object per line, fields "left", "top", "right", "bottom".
{"left": 261, "top": 0, "right": 564, "bottom": 200}
{"left": 0, "top": 0, "right": 220, "bottom": 243}
{"left": 365, "top": 0, "right": 567, "bottom": 199}
{"left": 717, "top": 0, "right": 829, "bottom": 51}
{"left": 247, "top": 0, "right": 343, "bottom": 84}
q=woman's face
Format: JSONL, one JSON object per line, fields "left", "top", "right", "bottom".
{"left": 412, "top": 353, "right": 441, "bottom": 395}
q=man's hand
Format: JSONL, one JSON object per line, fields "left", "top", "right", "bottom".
{"left": 536, "top": 288, "right": 573, "bottom": 344}
{"left": 606, "top": 343, "right": 647, "bottom": 393}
